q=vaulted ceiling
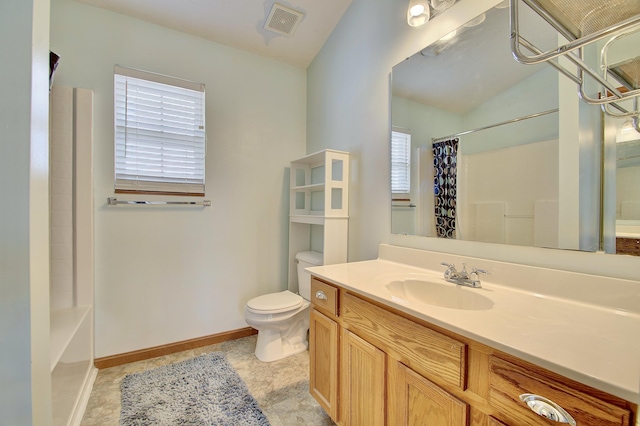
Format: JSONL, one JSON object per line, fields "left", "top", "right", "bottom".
{"left": 75, "top": 0, "right": 353, "bottom": 68}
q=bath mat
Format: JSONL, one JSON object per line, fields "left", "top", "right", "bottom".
{"left": 120, "top": 352, "right": 270, "bottom": 426}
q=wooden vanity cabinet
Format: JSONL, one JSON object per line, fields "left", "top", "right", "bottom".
{"left": 340, "top": 329, "right": 386, "bottom": 426}
{"left": 309, "top": 277, "right": 340, "bottom": 420}
{"left": 308, "top": 276, "right": 637, "bottom": 426}
{"left": 309, "top": 308, "right": 338, "bottom": 419}
{"left": 389, "top": 360, "right": 468, "bottom": 425}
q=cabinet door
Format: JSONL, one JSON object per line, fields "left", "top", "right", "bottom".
{"left": 340, "top": 329, "right": 386, "bottom": 426}
{"left": 390, "top": 361, "right": 468, "bottom": 426}
{"left": 309, "top": 308, "right": 339, "bottom": 420}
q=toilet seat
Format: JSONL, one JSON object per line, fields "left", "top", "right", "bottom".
{"left": 246, "top": 290, "right": 303, "bottom": 314}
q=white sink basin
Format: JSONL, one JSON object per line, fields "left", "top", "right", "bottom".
{"left": 384, "top": 277, "right": 494, "bottom": 310}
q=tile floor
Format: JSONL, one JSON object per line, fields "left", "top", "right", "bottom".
{"left": 81, "top": 335, "right": 335, "bottom": 425}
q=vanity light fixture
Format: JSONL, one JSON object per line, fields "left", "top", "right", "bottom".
{"left": 431, "top": 0, "right": 455, "bottom": 11}
{"left": 407, "top": 0, "right": 430, "bottom": 27}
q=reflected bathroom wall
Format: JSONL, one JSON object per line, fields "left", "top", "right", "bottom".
{"left": 614, "top": 125, "right": 640, "bottom": 255}
{"left": 391, "top": 63, "right": 561, "bottom": 248}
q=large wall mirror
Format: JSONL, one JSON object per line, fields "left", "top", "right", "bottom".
{"left": 390, "top": 3, "right": 640, "bottom": 254}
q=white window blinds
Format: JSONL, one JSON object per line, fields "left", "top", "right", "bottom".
{"left": 391, "top": 130, "right": 411, "bottom": 194}
{"left": 114, "top": 66, "right": 206, "bottom": 195}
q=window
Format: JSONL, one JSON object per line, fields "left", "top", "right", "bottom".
{"left": 114, "top": 66, "right": 206, "bottom": 195}
{"left": 391, "top": 130, "right": 411, "bottom": 194}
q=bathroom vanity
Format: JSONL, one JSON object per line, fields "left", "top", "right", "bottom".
{"left": 307, "top": 245, "right": 640, "bottom": 426}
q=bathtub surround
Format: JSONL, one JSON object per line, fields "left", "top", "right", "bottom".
{"left": 49, "top": 84, "right": 96, "bottom": 426}
{"left": 120, "top": 352, "right": 269, "bottom": 426}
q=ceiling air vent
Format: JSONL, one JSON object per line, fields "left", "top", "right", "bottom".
{"left": 264, "top": 3, "right": 304, "bottom": 37}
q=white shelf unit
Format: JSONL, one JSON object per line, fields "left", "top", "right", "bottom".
{"left": 288, "top": 150, "right": 349, "bottom": 292}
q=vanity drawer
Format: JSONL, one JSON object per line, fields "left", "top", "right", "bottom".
{"left": 342, "top": 292, "right": 466, "bottom": 389}
{"left": 311, "top": 277, "right": 339, "bottom": 317}
{"left": 489, "top": 356, "right": 633, "bottom": 426}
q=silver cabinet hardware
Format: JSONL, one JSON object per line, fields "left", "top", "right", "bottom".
{"left": 315, "top": 291, "right": 328, "bottom": 300}
{"left": 519, "top": 394, "right": 576, "bottom": 425}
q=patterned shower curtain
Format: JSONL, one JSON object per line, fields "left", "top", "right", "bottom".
{"left": 433, "top": 138, "right": 459, "bottom": 238}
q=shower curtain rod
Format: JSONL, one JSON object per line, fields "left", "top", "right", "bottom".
{"left": 431, "top": 108, "right": 559, "bottom": 143}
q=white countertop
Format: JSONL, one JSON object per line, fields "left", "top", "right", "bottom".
{"left": 307, "top": 258, "right": 640, "bottom": 404}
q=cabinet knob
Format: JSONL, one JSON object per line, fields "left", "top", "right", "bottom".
{"left": 315, "top": 291, "right": 328, "bottom": 300}
{"left": 519, "top": 394, "right": 576, "bottom": 425}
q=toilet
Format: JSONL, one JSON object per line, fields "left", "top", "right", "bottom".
{"left": 244, "top": 251, "right": 323, "bottom": 362}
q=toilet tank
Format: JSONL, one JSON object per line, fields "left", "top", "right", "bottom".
{"left": 295, "top": 251, "right": 323, "bottom": 300}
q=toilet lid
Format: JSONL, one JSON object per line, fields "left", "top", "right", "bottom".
{"left": 246, "top": 290, "right": 303, "bottom": 313}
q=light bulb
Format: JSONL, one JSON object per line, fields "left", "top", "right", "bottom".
{"left": 407, "top": 0, "right": 430, "bottom": 27}
{"left": 410, "top": 4, "right": 425, "bottom": 16}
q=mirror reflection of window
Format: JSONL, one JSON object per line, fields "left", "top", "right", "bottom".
{"left": 391, "top": 129, "right": 414, "bottom": 235}
{"left": 391, "top": 130, "right": 411, "bottom": 195}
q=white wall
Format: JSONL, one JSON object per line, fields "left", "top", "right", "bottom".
{"left": 307, "top": 0, "right": 640, "bottom": 280}
{"left": 50, "top": 0, "right": 307, "bottom": 358}
{"left": 0, "top": 0, "right": 52, "bottom": 424}
{"left": 462, "top": 67, "right": 558, "bottom": 155}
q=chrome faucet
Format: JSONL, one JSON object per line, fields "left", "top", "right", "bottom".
{"left": 440, "top": 262, "right": 488, "bottom": 288}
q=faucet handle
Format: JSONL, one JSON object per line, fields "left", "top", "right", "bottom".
{"left": 440, "top": 262, "right": 456, "bottom": 279}
{"left": 470, "top": 267, "right": 489, "bottom": 278}
{"left": 440, "top": 262, "right": 457, "bottom": 273}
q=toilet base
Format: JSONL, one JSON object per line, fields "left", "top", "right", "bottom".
{"left": 255, "top": 329, "right": 308, "bottom": 362}
{"left": 253, "top": 313, "right": 309, "bottom": 362}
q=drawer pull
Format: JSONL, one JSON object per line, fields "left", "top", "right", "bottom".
{"left": 519, "top": 394, "right": 576, "bottom": 425}
{"left": 315, "top": 291, "right": 328, "bottom": 300}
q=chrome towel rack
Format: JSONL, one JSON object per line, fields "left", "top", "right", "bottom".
{"left": 107, "top": 197, "right": 211, "bottom": 207}
{"left": 509, "top": 0, "right": 640, "bottom": 120}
